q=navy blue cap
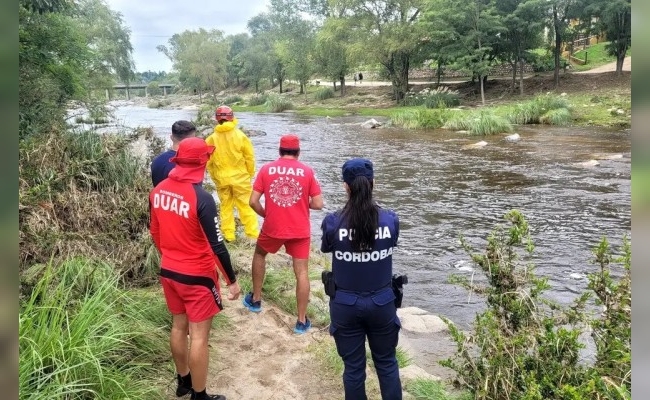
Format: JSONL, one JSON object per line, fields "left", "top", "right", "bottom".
{"left": 342, "top": 158, "right": 374, "bottom": 185}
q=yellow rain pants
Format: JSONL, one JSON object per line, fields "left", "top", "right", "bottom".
{"left": 205, "top": 118, "right": 259, "bottom": 240}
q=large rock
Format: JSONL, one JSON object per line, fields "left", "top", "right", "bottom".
{"left": 462, "top": 140, "right": 487, "bottom": 150}
{"left": 575, "top": 159, "right": 599, "bottom": 168}
{"left": 361, "top": 118, "right": 382, "bottom": 129}
{"left": 505, "top": 133, "right": 520, "bottom": 142}
{"left": 397, "top": 307, "right": 448, "bottom": 333}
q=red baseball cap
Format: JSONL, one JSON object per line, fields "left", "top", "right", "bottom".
{"left": 279, "top": 134, "right": 300, "bottom": 150}
{"left": 170, "top": 137, "right": 215, "bottom": 166}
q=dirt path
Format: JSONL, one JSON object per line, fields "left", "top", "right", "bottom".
{"left": 574, "top": 56, "right": 631, "bottom": 73}
{"left": 164, "top": 296, "right": 344, "bottom": 400}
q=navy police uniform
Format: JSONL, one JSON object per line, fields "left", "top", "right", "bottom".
{"left": 321, "top": 208, "right": 402, "bottom": 400}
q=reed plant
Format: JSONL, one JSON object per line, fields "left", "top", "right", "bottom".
{"left": 390, "top": 108, "right": 454, "bottom": 130}
{"left": 444, "top": 111, "right": 513, "bottom": 135}
{"left": 19, "top": 258, "right": 169, "bottom": 399}
{"left": 223, "top": 94, "right": 244, "bottom": 105}
{"left": 265, "top": 95, "right": 294, "bottom": 113}
{"left": 506, "top": 94, "right": 572, "bottom": 125}
{"left": 314, "top": 87, "right": 335, "bottom": 101}
{"left": 247, "top": 93, "right": 269, "bottom": 106}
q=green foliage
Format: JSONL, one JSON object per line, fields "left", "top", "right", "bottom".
{"left": 404, "top": 86, "right": 461, "bottom": 108}
{"left": 505, "top": 94, "right": 572, "bottom": 125}
{"left": 314, "top": 87, "right": 335, "bottom": 101}
{"left": 390, "top": 108, "right": 454, "bottom": 130}
{"left": 444, "top": 111, "right": 512, "bottom": 135}
{"left": 223, "top": 94, "right": 244, "bottom": 104}
{"left": 147, "top": 99, "right": 172, "bottom": 108}
{"left": 406, "top": 378, "right": 470, "bottom": 400}
{"left": 146, "top": 80, "right": 161, "bottom": 96}
{"left": 248, "top": 93, "right": 269, "bottom": 106}
{"left": 265, "top": 95, "right": 294, "bottom": 113}
{"left": 19, "top": 258, "right": 169, "bottom": 399}
{"left": 444, "top": 211, "right": 631, "bottom": 399}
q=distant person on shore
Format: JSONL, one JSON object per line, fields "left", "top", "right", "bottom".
{"left": 149, "top": 137, "right": 241, "bottom": 400}
{"left": 320, "top": 158, "right": 402, "bottom": 399}
{"left": 353, "top": 73, "right": 358, "bottom": 84}
{"left": 243, "top": 134, "right": 324, "bottom": 334}
{"left": 358, "top": 72, "right": 363, "bottom": 84}
{"left": 151, "top": 120, "right": 197, "bottom": 186}
{"left": 205, "top": 105, "right": 259, "bottom": 242}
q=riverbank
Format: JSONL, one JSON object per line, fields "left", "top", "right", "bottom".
{"left": 132, "top": 70, "right": 630, "bottom": 129}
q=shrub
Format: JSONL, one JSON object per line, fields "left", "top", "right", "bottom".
{"left": 223, "top": 94, "right": 244, "bottom": 104}
{"left": 314, "top": 87, "right": 335, "bottom": 101}
{"left": 444, "top": 111, "right": 512, "bottom": 135}
{"left": 506, "top": 94, "right": 571, "bottom": 125}
{"left": 404, "top": 86, "right": 461, "bottom": 108}
{"left": 442, "top": 211, "right": 631, "bottom": 400}
{"left": 146, "top": 80, "right": 161, "bottom": 96}
{"left": 248, "top": 93, "right": 269, "bottom": 106}
{"left": 539, "top": 108, "right": 572, "bottom": 125}
{"left": 265, "top": 95, "right": 294, "bottom": 112}
{"left": 390, "top": 108, "right": 454, "bottom": 130}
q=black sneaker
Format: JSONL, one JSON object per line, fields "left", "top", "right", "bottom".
{"left": 176, "top": 373, "right": 192, "bottom": 396}
{"left": 191, "top": 390, "right": 226, "bottom": 400}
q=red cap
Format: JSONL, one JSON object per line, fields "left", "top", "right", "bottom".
{"left": 170, "top": 137, "right": 215, "bottom": 166}
{"left": 279, "top": 134, "right": 300, "bottom": 150}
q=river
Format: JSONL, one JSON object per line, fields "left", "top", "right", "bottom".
{"left": 109, "top": 105, "right": 631, "bottom": 332}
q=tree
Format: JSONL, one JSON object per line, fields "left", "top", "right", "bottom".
{"left": 158, "top": 29, "right": 229, "bottom": 100}
{"left": 314, "top": 18, "right": 353, "bottom": 96}
{"left": 586, "top": 0, "right": 630, "bottom": 75}
{"left": 226, "top": 33, "right": 250, "bottom": 87}
{"left": 545, "top": 0, "right": 584, "bottom": 87}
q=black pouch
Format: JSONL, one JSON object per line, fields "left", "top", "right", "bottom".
{"left": 322, "top": 270, "right": 336, "bottom": 298}
{"left": 391, "top": 274, "right": 408, "bottom": 308}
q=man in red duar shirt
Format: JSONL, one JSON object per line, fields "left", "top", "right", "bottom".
{"left": 243, "top": 134, "right": 324, "bottom": 334}
{"left": 149, "top": 137, "right": 241, "bottom": 400}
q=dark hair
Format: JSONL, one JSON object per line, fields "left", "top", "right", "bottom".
{"left": 279, "top": 148, "right": 300, "bottom": 157}
{"left": 171, "top": 120, "right": 196, "bottom": 138}
{"left": 341, "top": 176, "right": 378, "bottom": 251}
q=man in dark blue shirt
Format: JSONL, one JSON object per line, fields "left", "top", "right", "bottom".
{"left": 151, "top": 120, "right": 197, "bottom": 186}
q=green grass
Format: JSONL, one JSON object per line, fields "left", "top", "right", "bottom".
{"left": 568, "top": 92, "right": 631, "bottom": 127}
{"left": 405, "top": 378, "right": 471, "bottom": 400}
{"left": 444, "top": 111, "right": 513, "bottom": 135}
{"left": 314, "top": 87, "right": 335, "bottom": 101}
{"left": 19, "top": 258, "right": 170, "bottom": 399}
{"left": 391, "top": 108, "right": 455, "bottom": 129}
{"left": 247, "top": 93, "right": 269, "bottom": 106}
{"left": 571, "top": 41, "right": 631, "bottom": 71}
{"left": 500, "top": 94, "right": 572, "bottom": 126}
{"left": 265, "top": 95, "right": 294, "bottom": 113}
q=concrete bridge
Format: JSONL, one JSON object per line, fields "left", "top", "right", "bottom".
{"left": 109, "top": 83, "right": 176, "bottom": 99}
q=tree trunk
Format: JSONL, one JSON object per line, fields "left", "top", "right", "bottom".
{"left": 553, "top": 5, "right": 561, "bottom": 88}
{"left": 617, "top": 54, "right": 625, "bottom": 75}
{"left": 511, "top": 61, "right": 517, "bottom": 94}
{"left": 340, "top": 77, "right": 346, "bottom": 97}
{"left": 333, "top": 81, "right": 337, "bottom": 91}
{"left": 436, "top": 61, "right": 443, "bottom": 88}
{"left": 519, "top": 57, "right": 525, "bottom": 96}
{"left": 389, "top": 51, "right": 410, "bottom": 103}
{"left": 279, "top": 79, "right": 283, "bottom": 94}
{"left": 255, "top": 82, "right": 259, "bottom": 93}
{"left": 479, "top": 74, "right": 485, "bottom": 105}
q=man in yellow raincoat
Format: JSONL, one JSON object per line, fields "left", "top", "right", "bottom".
{"left": 205, "top": 105, "right": 259, "bottom": 242}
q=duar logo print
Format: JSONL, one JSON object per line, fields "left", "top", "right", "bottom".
{"left": 269, "top": 177, "right": 302, "bottom": 207}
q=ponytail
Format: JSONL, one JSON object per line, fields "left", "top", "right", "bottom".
{"left": 341, "top": 176, "right": 378, "bottom": 251}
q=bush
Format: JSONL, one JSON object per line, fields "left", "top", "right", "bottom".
{"left": 248, "top": 93, "right": 269, "bottom": 106}
{"left": 444, "top": 111, "right": 512, "bottom": 135}
{"left": 146, "top": 80, "right": 161, "bottom": 96}
{"left": 223, "top": 94, "right": 244, "bottom": 104}
{"left": 404, "top": 86, "right": 461, "bottom": 108}
{"left": 265, "top": 95, "right": 294, "bottom": 112}
{"left": 19, "top": 258, "right": 169, "bottom": 399}
{"left": 442, "top": 211, "right": 631, "bottom": 400}
{"left": 314, "top": 87, "right": 335, "bottom": 101}
{"left": 506, "top": 94, "right": 571, "bottom": 125}
{"left": 390, "top": 108, "right": 454, "bottom": 129}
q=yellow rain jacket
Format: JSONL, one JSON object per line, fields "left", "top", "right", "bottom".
{"left": 205, "top": 118, "right": 259, "bottom": 240}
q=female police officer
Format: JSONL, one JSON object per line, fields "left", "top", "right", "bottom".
{"left": 320, "top": 158, "right": 402, "bottom": 400}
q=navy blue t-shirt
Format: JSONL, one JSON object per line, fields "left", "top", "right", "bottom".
{"left": 151, "top": 149, "right": 176, "bottom": 187}
{"left": 320, "top": 208, "right": 399, "bottom": 292}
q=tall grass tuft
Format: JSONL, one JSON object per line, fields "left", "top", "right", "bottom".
{"left": 405, "top": 378, "right": 470, "bottom": 400}
{"left": 248, "top": 93, "right": 269, "bottom": 106}
{"left": 19, "top": 258, "right": 169, "bottom": 399}
{"left": 404, "top": 86, "right": 461, "bottom": 108}
{"left": 506, "top": 94, "right": 572, "bottom": 125}
{"left": 223, "top": 95, "right": 244, "bottom": 104}
{"left": 314, "top": 87, "right": 335, "bottom": 101}
{"left": 444, "top": 111, "right": 513, "bottom": 135}
{"left": 265, "top": 95, "right": 294, "bottom": 112}
{"left": 390, "top": 108, "right": 454, "bottom": 129}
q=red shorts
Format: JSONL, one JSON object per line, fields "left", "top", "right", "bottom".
{"left": 159, "top": 268, "right": 223, "bottom": 323}
{"left": 257, "top": 231, "right": 311, "bottom": 259}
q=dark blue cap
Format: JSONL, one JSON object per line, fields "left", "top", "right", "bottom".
{"left": 342, "top": 158, "right": 374, "bottom": 185}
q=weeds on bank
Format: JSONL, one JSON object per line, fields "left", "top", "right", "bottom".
{"left": 265, "top": 95, "right": 294, "bottom": 112}
{"left": 443, "top": 111, "right": 512, "bottom": 135}
{"left": 314, "top": 87, "right": 335, "bottom": 101}
{"left": 443, "top": 210, "right": 631, "bottom": 399}
{"left": 503, "top": 94, "right": 572, "bottom": 125}
{"left": 19, "top": 258, "right": 170, "bottom": 399}
{"left": 406, "top": 378, "right": 471, "bottom": 400}
{"left": 403, "top": 86, "right": 461, "bottom": 108}
{"left": 390, "top": 108, "right": 454, "bottom": 129}
{"left": 19, "top": 128, "right": 162, "bottom": 284}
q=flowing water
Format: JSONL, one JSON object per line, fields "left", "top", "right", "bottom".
{"left": 107, "top": 105, "right": 631, "bottom": 332}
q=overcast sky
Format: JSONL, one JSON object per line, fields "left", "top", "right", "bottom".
{"left": 105, "top": 0, "right": 270, "bottom": 72}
